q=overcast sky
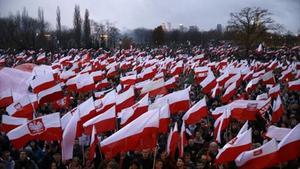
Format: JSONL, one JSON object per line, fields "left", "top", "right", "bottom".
{"left": 0, "top": 0, "right": 299, "bottom": 33}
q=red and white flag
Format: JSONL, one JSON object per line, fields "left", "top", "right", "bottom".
{"left": 288, "top": 79, "right": 300, "bottom": 91}
{"left": 277, "top": 123, "right": 300, "bottom": 163}
{"left": 182, "top": 97, "right": 208, "bottom": 125}
{"left": 95, "top": 78, "right": 110, "bottom": 90}
{"left": 165, "top": 76, "right": 177, "bottom": 90}
{"left": 215, "top": 128, "right": 252, "bottom": 164}
{"left": 279, "top": 68, "right": 294, "bottom": 82}
{"left": 166, "top": 122, "right": 179, "bottom": 159}
{"left": 7, "top": 113, "right": 62, "bottom": 149}
{"left": 245, "top": 77, "right": 260, "bottom": 93}
{"left": 37, "top": 84, "right": 64, "bottom": 105}
{"left": 179, "top": 122, "right": 188, "bottom": 157}
{"left": 89, "top": 125, "right": 100, "bottom": 161}
{"left": 200, "top": 71, "right": 216, "bottom": 94}
{"left": 214, "top": 108, "right": 231, "bottom": 143}
{"left": 30, "top": 73, "right": 55, "bottom": 93}
{"left": 261, "top": 71, "right": 276, "bottom": 85}
{"left": 83, "top": 106, "right": 116, "bottom": 135}
{"left": 235, "top": 139, "right": 278, "bottom": 169}
{"left": 268, "top": 84, "right": 280, "bottom": 99}
{"left": 76, "top": 73, "right": 95, "bottom": 93}
{"left": 0, "top": 89, "right": 13, "bottom": 108}
{"left": 100, "top": 109, "right": 159, "bottom": 159}
{"left": 95, "top": 90, "right": 116, "bottom": 114}
{"left": 221, "top": 82, "right": 237, "bottom": 103}
{"left": 266, "top": 125, "right": 291, "bottom": 141}
{"left": 1, "top": 115, "right": 28, "bottom": 133}
{"left": 62, "top": 109, "right": 80, "bottom": 160}
{"left": 159, "top": 104, "right": 171, "bottom": 134}
{"left": 271, "top": 96, "right": 284, "bottom": 123}
{"left": 140, "top": 78, "right": 167, "bottom": 97}
{"left": 6, "top": 95, "right": 37, "bottom": 119}
{"left": 120, "top": 74, "right": 137, "bottom": 86}
{"left": 118, "top": 94, "right": 149, "bottom": 127}
{"left": 116, "top": 87, "right": 135, "bottom": 113}
{"left": 155, "top": 87, "right": 190, "bottom": 114}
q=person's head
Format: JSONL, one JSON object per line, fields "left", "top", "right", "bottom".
{"left": 195, "top": 131, "right": 202, "bottom": 139}
{"left": 142, "top": 149, "right": 150, "bottom": 159}
{"left": 208, "top": 142, "right": 218, "bottom": 155}
{"left": 155, "top": 159, "right": 163, "bottom": 169}
{"left": 129, "top": 160, "right": 140, "bottom": 169}
{"left": 184, "top": 152, "right": 191, "bottom": 163}
{"left": 1, "top": 150, "right": 10, "bottom": 161}
{"left": 52, "top": 152, "right": 61, "bottom": 163}
{"left": 188, "top": 139, "right": 194, "bottom": 146}
{"left": 51, "top": 162, "right": 57, "bottom": 169}
{"left": 176, "top": 158, "right": 185, "bottom": 168}
{"left": 19, "top": 150, "right": 27, "bottom": 161}
{"left": 160, "top": 150, "right": 167, "bottom": 161}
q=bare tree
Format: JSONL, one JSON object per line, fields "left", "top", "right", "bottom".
{"left": 73, "top": 5, "right": 82, "bottom": 48}
{"left": 227, "top": 7, "right": 279, "bottom": 55}
{"left": 83, "top": 9, "right": 91, "bottom": 48}
{"left": 56, "top": 6, "right": 62, "bottom": 46}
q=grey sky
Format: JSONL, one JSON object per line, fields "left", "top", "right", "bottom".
{"left": 0, "top": 0, "right": 299, "bottom": 33}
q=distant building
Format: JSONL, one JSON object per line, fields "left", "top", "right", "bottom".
{"left": 189, "top": 25, "right": 199, "bottom": 32}
{"left": 217, "top": 24, "right": 222, "bottom": 32}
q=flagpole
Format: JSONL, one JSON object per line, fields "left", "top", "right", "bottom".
{"left": 152, "top": 143, "right": 158, "bottom": 169}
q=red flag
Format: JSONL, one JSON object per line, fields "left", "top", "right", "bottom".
{"left": 214, "top": 109, "right": 231, "bottom": 143}
{"left": 0, "top": 89, "right": 13, "bottom": 108}
{"left": 116, "top": 87, "right": 135, "bottom": 113}
{"left": 100, "top": 109, "right": 159, "bottom": 159}
{"left": 245, "top": 77, "right": 260, "bottom": 93}
{"left": 159, "top": 104, "right": 170, "bottom": 134}
{"left": 1, "top": 115, "right": 27, "bottom": 133}
{"left": 7, "top": 113, "right": 62, "bottom": 149}
{"left": 271, "top": 96, "right": 284, "bottom": 123}
{"left": 215, "top": 128, "right": 252, "bottom": 164}
{"left": 6, "top": 95, "right": 37, "bottom": 119}
{"left": 89, "top": 125, "right": 100, "bottom": 161}
{"left": 140, "top": 78, "right": 167, "bottom": 97}
{"left": 118, "top": 94, "right": 149, "bottom": 127}
{"left": 83, "top": 106, "right": 116, "bottom": 135}
{"left": 76, "top": 73, "right": 95, "bottom": 93}
{"left": 166, "top": 122, "right": 179, "bottom": 159}
{"left": 120, "top": 74, "right": 136, "bottom": 86}
{"left": 277, "top": 123, "right": 300, "bottom": 163}
{"left": 288, "top": 79, "right": 300, "bottom": 91}
{"left": 221, "top": 82, "right": 237, "bottom": 103}
{"left": 200, "top": 71, "right": 216, "bottom": 94}
{"left": 235, "top": 139, "right": 278, "bottom": 169}
{"left": 261, "top": 71, "right": 276, "bottom": 85}
{"left": 29, "top": 73, "right": 55, "bottom": 93}
{"left": 182, "top": 97, "right": 208, "bottom": 125}
{"left": 279, "top": 68, "right": 294, "bottom": 82}
{"left": 37, "top": 84, "right": 64, "bottom": 105}
{"left": 268, "top": 84, "right": 280, "bottom": 99}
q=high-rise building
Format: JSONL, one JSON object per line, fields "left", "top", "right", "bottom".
{"left": 217, "top": 24, "right": 222, "bottom": 32}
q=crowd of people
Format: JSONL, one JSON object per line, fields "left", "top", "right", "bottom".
{"left": 0, "top": 44, "right": 299, "bottom": 169}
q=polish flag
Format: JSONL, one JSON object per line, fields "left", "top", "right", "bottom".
{"left": 95, "top": 90, "right": 116, "bottom": 114}
{"left": 200, "top": 71, "right": 216, "bottom": 94}
{"left": 167, "top": 122, "right": 179, "bottom": 159}
{"left": 223, "top": 73, "right": 241, "bottom": 89}
{"left": 116, "top": 87, "right": 135, "bottom": 113}
{"left": 37, "top": 84, "right": 64, "bottom": 105}
{"left": 118, "top": 94, "right": 149, "bottom": 127}
{"left": 30, "top": 73, "right": 55, "bottom": 93}
{"left": 279, "top": 68, "right": 294, "bottom": 82}
{"left": 288, "top": 79, "right": 300, "bottom": 91}
{"left": 243, "top": 70, "right": 254, "bottom": 82}
{"left": 214, "top": 109, "right": 231, "bottom": 143}
{"left": 210, "top": 83, "right": 221, "bottom": 98}
{"left": 89, "top": 125, "right": 100, "bottom": 161}
{"left": 62, "top": 109, "right": 80, "bottom": 160}
{"left": 268, "top": 84, "right": 280, "bottom": 99}
{"left": 215, "top": 128, "right": 252, "bottom": 164}
{"left": 261, "top": 71, "right": 276, "bottom": 85}
{"left": 277, "top": 123, "right": 300, "bottom": 163}
{"left": 0, "top": 89, "right": 13, "bottom": 108}
{"left": 65, "top": 76, "right": 79, "bottom": 92}
{"left": 266, "top": 125, "right": 291, "bottom": 141}
{"left": 60, "top": 110, "right": 73, "bottom": 131}
{"left": 95, "top": 78, "right": 110, "bottom": 89}
{"left": 155, "top": 87, "right": 190, "bottom": 114}
{"left": 90, "top": 70, "right": 105, "bottom": 82}
{"left": 100, "top": 109, "right": 159, "bottom": 159}
{"left": 179, "top": 122, "right": 188, "bottom": 157}
{"left": 245, "top": 77, "right": 260, "bottom": 93}
{"left": 1, "top": 115, "right": 28, "bottom": 133}
{"left": 235, "top": 139, "right": 278, "bottom": 169}
{"left": 6, "top": 95, "right": 37, "bottom": 119}
{"left": 159, "top": 104, "right": 171, "bottom": 133}
{"left": 52, "top": 96, "right": 70, "bottom": 110}
{"left": 221, "top": 82, "right": 237, "bottom": 103}
{"left": 7, "top": 113, "right": 62, "bottom": 149}
{"left": 120, "top": 74, "right": 136, "bottom": 86}
{"left": 76, "top": 73, "right": 95, "bottom": 93}
{"left": 216, "top": 72, "right": 231, "bottom": 87}
{"left": 140, "top": 78, "right": 167, "bottom": 97}
{"left": 165, "top": 76, "right": 177, "bottom": 90}
{"left": 170, "top": 61, "right": 183, "bottom": 76}
{"left": 138, "top": 67, "right": 156, "bottom": 81}
{"left": 271, "top": 96, "right": 284, "bottom": 123}
{"left": 106, "top": 66, "right": 118, "bottom": 78}
{"left": 83, "top": 106, "right": 116, "bottom": 135}
{"left": 36, "top": 53, "right": 46, "bottom": 63}
{"left": 182, "top": 97, "right": 208, "bottom": 125}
